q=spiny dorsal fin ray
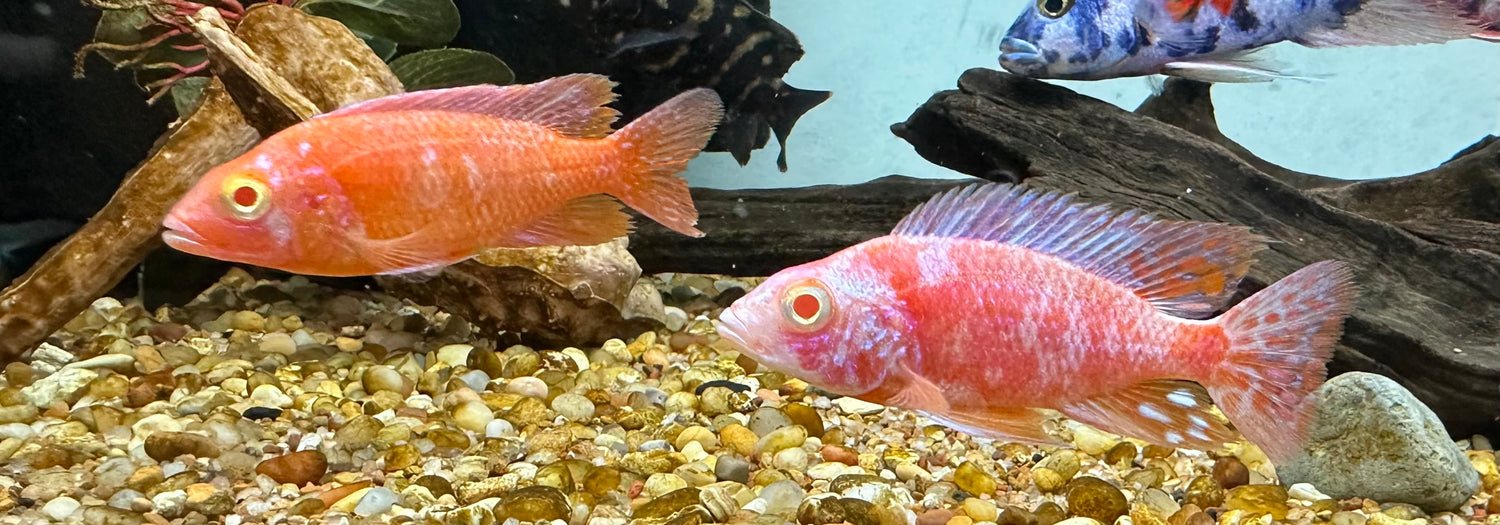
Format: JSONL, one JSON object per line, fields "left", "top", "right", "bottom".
{"left": 321, "top": 73, "right": 622, "bottom": 139}
{"left": 892, "top": 183, "right": 1266, "bottom": 318}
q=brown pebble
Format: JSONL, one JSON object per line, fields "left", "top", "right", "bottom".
{"left": 1168, "top": 504, "right": 1202, "bottom": 525}
{"left": 919, "top": 509, "right": 956, "bottom": 525}
{"left": 3, "top": 363, "right": 33, "bottom": 387}
{"left": 1223, "top": 484, "right": 1289, "bottom": 520}
{"left": 1211, "top": 456, "right": 1249, "bottom": 489}
{"left": 1142, "top": 444, "right": 1174, "bottom": 458}
{"left": 317, "top": 481, "right": 371, "bottom": 508}
{"left": 145, "top": 432, "right": 221, "bottom": 461}
{"left": 997, "top": 506, "right": 1039, "bottom": 525}
{"left": 29, "top": 445, "right": 73, "bottom": 469}
{"left": 822, "top": 444, "right": 859, "bottom": 465}
{"left": 1185, "top": 512, "right": 1214, "bottom": 525}
{"left": 1182, "top": 475, "right": 1224, "bottom": 509}
{"left": 783, "top": 402, "right": 825, "bottom": 438}
{"left": 255, "top": 450, "right": 328, "bottom": 486}
{"left": 1105, "top": 442, "right": 1137, "bottom": 467}
{"left": 1064, "top": 477, "right": 1128, "bottom": 524}
{"left": 149, "top": 323, "right": 189, "bottom": 342}
{"left": 1033, "top": 502, "right": 1066, "bottom": 525}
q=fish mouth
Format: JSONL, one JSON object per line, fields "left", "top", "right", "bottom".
{"left": 715, "top": 308, "right": 752, "bottom": 353}
{"left": 160, "top": 214, "right": 207, "bottom": 253}
{"left": 999, "top": 37, "right": 1044, "bottom": 74}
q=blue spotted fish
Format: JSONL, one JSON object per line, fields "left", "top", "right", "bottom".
{"left": 998, "top": 0, "right": 1499, "bottom": 82}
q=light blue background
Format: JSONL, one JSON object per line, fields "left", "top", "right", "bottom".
{"left": 681, "top": 0, "right": 1499, "bottom": 189}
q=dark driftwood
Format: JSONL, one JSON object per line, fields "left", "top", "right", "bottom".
{"left": 376, "top": 265, "right": 661, "bottom": 350}
{"left": 628, "top": 177, "right": 970, "bottom": 276}
{"left": 629, "top": 69, "right": 1500, "bottom": 439}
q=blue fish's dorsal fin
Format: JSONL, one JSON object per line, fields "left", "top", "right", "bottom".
{"left": 891, "top": 183, "right": 1266, "bottom": 318}
{"left": 319, "top": 73, "right": 623, "bottom": 139}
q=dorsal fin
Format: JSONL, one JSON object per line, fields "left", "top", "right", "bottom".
{"left": 320, "top": 73, "right": 622, "bottom": 138}
{"left": 892, "top": 183, "right": 1266, "bottom": 318}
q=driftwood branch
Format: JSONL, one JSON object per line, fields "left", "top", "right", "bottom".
{"left": 628, "top": 69, "right": 1500, "bottom": 439}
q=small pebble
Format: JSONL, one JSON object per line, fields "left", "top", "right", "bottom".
{"left": 507, "top": 376, "right": 549, "bottom": 398}
{"left": 550, "top": 393, "right": 595, "bottom": 421}
{"left": 42, "top": 496, "right": 79, "bottom": 520}
{"left": 353, "top": 487, "right": 398, "bottom": 517}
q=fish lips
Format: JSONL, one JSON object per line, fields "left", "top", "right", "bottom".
{"left": 715, "top": 308, "right": 753, "bottom": 353}
{"left": 999, "top": 37, "right": 1045, "bottom": 75}
{"left": 161, "top": 214, "right": 209, "bottom": 254}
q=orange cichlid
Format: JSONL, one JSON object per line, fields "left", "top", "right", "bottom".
{"left": 716, "top": 183, "right": 1358, "bottom": 462}
{"left": 161, "top": 74, "right": 724, "bottom": 277}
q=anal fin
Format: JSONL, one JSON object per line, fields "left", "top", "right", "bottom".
{"left": 502, "top": 194, "right": 633, "bottom": 248}
{"left": 925, "top": 406, "right": 1066, "bottom": 445}
{"left": 1059, "top": 379, "right": 1237, "bottom": 450}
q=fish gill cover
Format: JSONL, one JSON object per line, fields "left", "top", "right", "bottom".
{"left": 445, "top": 0, "right": 833, "bottom": 172}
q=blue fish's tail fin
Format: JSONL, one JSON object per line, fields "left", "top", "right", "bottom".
{"left": 1298, "top": 0, "right": 1481, "bottom": 47}
{"left": 1208, "top": 260, "right": 1357, "bottom": 463}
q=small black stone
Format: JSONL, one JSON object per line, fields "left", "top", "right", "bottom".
{"left": 695, "top": 380, "right": 751, "bottom": 396}
{"left": 242, "top": 406, "right": 283, "bottom": 421}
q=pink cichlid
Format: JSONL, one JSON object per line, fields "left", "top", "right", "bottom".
{"left": 716, "top": 183, "right": 1359, "bottom": 462}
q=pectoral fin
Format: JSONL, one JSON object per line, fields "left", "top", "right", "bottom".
{"left": 882, "top": 363, "right": 951, "bottom": 413}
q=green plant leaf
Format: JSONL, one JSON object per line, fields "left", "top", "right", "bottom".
{"left": 388, "top": 49, "right": 514, "bottom": 91}
{"left": 171, "top": 77, "right": 211, "bottom": 117}
{"left": 295, "top": 0, "right": 460, "bottom": 48}
{"left": 351, "top": 29, "right": 400, "bottom": 61}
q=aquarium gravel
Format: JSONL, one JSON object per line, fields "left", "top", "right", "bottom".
{"left": 0, "top": 270, "right": 1493, "bottom": 525}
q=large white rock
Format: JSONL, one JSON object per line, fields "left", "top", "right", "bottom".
{"left": 1278, "top": 372, "right": 1479, "bottom": 512}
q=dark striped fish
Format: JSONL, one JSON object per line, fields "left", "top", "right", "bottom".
{"left": 450, "top": 0, "right": 831, "bottom": 172}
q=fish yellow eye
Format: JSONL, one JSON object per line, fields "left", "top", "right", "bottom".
{"left": 782, "top": 281, "right": 832, "bottom": 329}
{"left": 1038, "top": 0, "right": 1075, "bottom": 18}
{"left": 221, "top": 174, "right": 270, "bottom": 220}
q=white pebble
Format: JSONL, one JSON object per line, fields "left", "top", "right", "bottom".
{"left": 436, "top": 344, "right": 474, "bottom": 367}
{"left": 832, "top": 397, "right": 886, "bottom": 416}
{"left": 459, "top": 370, "right": 490, "bottom": 392}
{"left": 353, "top": 487, "right": 399, "bottom": 517}
{"left": 664, "top": 307, "right": 689, "bottom": 331}
{"left": 550, "top": 393, "right": 595, "bottom": 421}
{"left": 257, "top": 332, "right": 297, "bottom": 355}
{"left": 249, "top": 384, "right": 292, "bottom": 408}
{"left": 485, "top": 419, "right": 515, "bottom": 438}
{"left": 506, "top": 377, "right": 548, "bottom": 398}
{"left": 452, "top": 401, "right": 494, "bottom": 432}
{"left": 42, "top": 496, "right": 79, "bottom": 520}
{"left": 1288, "top": 482, "right": 1331, "bottom": 501}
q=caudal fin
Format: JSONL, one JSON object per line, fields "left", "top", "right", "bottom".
{"left": 1208, "top": 260, "right": 1357, "bottom": 463}
{"left": 609, "top": 88, "right": 724, "bottom": 237}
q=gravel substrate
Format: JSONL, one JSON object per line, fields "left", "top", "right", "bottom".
{"left": 0, "top": 269, "right": 1494, "bottom": 525}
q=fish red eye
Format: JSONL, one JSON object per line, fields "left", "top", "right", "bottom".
{"left": 221, "top": 173, "right": 271, "bottom": 220}
{"left": 233, "top": 186, "right": 258, "bottom": 207}
{"left": 782, "top": 282, "right": 832, "bottom": 328}
{"left": 792, "top": 293, "right": 821, "bottom": 320}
